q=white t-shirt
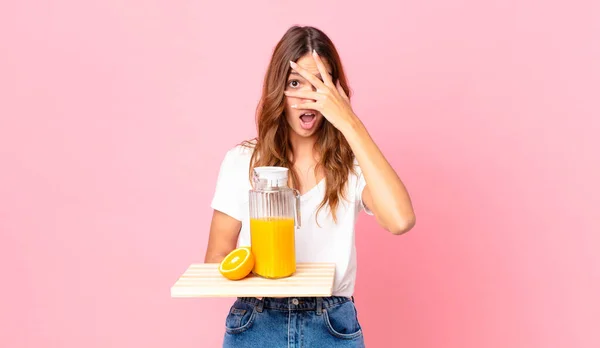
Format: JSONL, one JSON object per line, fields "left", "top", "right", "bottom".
{"left": 210, "top": 144, "right": 373, "bottom": 297}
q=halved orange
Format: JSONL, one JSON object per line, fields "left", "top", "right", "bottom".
{"left": 219, "top": 247, "right": 254, "bottom": 280}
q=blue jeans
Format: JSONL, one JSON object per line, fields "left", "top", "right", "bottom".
{"left": 222, "top": 296, "right": 365, "bottom": 347}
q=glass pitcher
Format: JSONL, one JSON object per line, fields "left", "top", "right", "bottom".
{"left": 249, "top": 166, "right": 301, "bottom": 279}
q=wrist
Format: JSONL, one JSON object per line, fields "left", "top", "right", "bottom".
{"left": 340, "top": 113, "right": 367, "bottom": 141}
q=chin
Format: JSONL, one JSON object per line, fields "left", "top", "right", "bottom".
{"left": 292, "top": 128, "right": 316, "bottom": 138}
{"left": 298, "top": 121, "right": 323, "bottom": 138}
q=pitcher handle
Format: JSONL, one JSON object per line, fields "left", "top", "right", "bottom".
{"left": 293, "top": 189, "right": 301, "bottom": 228}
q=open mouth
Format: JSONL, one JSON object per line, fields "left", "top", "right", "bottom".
{"left": 299, "top": 112, "right": 317, "bottom": 130}
{"left": 299, "top": 112, "right": 316, "bottom": 123}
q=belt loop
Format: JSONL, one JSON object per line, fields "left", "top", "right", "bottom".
{"left": 316, "top": 297, "right": 323, "bottom": 315}
{"left": 351, "top": 296, "right": 355, "bottom": 303}
{"left": 255, "top": 297, "right": 264, "bottom": 313}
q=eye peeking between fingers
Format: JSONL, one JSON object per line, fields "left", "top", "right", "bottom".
{"left": 287, "top": 79, "right": 300, "bottom": 89}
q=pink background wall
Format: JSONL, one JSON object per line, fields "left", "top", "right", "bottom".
{"left": 2, "top": 1, "right": 599, "bottom": 347}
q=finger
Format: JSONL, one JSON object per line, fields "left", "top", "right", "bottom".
{"left": 284, "top": 90, "right": 324, "bottom": 101}
{"left": 312, "top": 50, "right": 334, "bottom": 87}
{"left": 336, "top": 80, "right": 350, "bottom": 102}
{"left": 290, "top": 60, "right": 326, "bottom": 91}
{"left": 291, "top": 102, "right": 320, "bottom": 111}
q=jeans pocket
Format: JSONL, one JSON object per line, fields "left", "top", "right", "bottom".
{"left": 322, "top": 300, "right": 363, "bottom": 340}
{"left": 225, "top": 300, "right": 257, "bottom": 335}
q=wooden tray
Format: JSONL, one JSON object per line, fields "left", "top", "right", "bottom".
{"left": 171, "top": 262, "right": 336, "bottom": 298}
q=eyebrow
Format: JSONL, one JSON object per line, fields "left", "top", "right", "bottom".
{"left": 289, "top": 71, "right": 333, "bottom": 79}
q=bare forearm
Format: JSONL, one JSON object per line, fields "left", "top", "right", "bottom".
{"left": 204, "top": 252, "right": 228, "bottom": 263}
{"left": 204, "top": 211, "right": 241, "bottom": 263}
{"left": 342, "top": 116, "right": 415, "bottom": 234}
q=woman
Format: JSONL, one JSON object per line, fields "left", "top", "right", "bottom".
{"left": 204, "top": 25, "right": 416, "bottom": 347}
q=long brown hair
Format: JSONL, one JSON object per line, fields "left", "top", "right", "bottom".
{"left": 243, "top": 26, "right": 356, "bottom": 223}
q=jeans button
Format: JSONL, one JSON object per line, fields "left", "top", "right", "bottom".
{"left": 292, "top": 298, "right": 299, "bottom": 305}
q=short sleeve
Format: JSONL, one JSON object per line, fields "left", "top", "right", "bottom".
{"left": 355, "top": 165, "right": 374, "bottom": 216}
{"left": 210, "top": 149, "right": 244, "bottom": 221}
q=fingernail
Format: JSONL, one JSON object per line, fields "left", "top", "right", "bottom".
{"left": 291, "top": 104, "right": 297, "bottom": 108}
{"left": 312, "top": 49, "right": 317, "bottom": 56}
{"left": 290, "top": 60, "right": 297, "bottom": 67}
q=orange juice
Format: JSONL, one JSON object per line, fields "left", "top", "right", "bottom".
{"left": 250, "top": 217, "right": 296, "bottom": 278}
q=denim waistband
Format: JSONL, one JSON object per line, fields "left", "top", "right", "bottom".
{"left": 238, "top": 296, "right": 353, "bottom": 313}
